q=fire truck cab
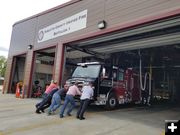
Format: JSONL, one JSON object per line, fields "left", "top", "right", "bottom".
{"left": 66, "top": 62, "right": 141, "bottom": 109}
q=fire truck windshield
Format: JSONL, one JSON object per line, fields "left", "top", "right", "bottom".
{"left": 72, "top": 65, "right": 101, "bottom": 78}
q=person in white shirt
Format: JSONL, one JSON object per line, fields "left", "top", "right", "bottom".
{"left": 76, "top": 82, "right": 94, "bottom": 120}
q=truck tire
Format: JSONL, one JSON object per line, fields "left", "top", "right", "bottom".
{"left": 105, "top": 93, "right": 118, "bottom": 110}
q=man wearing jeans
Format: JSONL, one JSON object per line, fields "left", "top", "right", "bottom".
{"left": 47, "top": 84, "right": 69, "bottom": 115}
{"left": 35, "top": 80, "right": 58, "bottom": 113}
{"left": 35, "top": 88, "right": 58, "bottom": 114}
{"left": 60, "top": 82, "right": 81, "bottom": 118}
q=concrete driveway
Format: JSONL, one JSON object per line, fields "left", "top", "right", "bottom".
{"left": 0, "top": 92, "right": 179, "bottom": 135}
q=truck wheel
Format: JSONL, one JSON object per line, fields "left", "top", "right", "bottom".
{"left": 105, "top": 93, "right": 118, "bottom": 110}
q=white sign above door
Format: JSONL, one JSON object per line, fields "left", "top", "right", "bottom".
{"left": 38, "top": 10, "right": 87, "bottom": 43}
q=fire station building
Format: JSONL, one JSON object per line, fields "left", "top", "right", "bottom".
{"left": 3, "top": 0, "right": 180, "bottom": 103}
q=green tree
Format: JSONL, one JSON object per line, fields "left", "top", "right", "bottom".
{"left": 0, "top": 56, "right": 7, "bottom": 77}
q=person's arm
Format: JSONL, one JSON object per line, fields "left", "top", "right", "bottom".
{"left": 76, "top": 86, "right": 81, "bottom": 95}
{"left": 90, "top": 88, "right": 94, "bottom": 99}
{"left": 53, "top": 84, "right": 58, "bottom": 89}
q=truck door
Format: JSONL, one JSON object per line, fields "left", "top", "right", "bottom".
{"left": 99, "top": 67, "right": 112, "bottom": 95}
{"left": 116, "top": 69, "right": 126, "bottom": 104}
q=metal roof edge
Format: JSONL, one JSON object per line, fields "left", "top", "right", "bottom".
{"left": 13, "top": 0, "right": 81, "bottom": 27}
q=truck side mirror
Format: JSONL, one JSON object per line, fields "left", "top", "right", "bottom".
{"left": 113, "top": 72, "right": 117, "bottom": 79}
{"left": 102, "top": 67, "right": 106, "bottom": 78}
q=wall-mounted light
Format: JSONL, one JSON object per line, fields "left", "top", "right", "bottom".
{"left": 28, "top": 45, "right": 33, "bottom": 50}
{"left": 98, "top": 20, "right": 106, "bottom": 29}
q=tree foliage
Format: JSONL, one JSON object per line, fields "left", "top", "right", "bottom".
{"left": 0, "top": 56, "right": 7, "bottom": 77}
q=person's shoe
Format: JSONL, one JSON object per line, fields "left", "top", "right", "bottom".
{"left": 79, "top": 117, "right": 85, "bottom": 120}
{"left": 40, "top": 109, "right": 45, "bottom": 113}
{"left": 60, "top": 114, "right": 64, "bottom": 118}
{"left": 51, "top": 110, "right": 55, "bottom": 115}
{"left": 67, "top": 113, "right": 72, "bottom": 116}
{"left": 76, "top": 116, "right": 80, "bottom": 119}
{"left": 35, "top": 110, "right": 41, "bottom": 114}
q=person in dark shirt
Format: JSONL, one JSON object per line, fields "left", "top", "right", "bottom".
{"left": 47, "top": 84, "right": 69, "bottom": 115}
{"left": 35, "top": 88, "right": 58, "bottom": 114}
{"left": 35, "top": 80, "right": 57, "bottom": 111}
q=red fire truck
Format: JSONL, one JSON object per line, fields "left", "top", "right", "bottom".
{"left": 66, "top": 62, "right": 149, "bottom": 109}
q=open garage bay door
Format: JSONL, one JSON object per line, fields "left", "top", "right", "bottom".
{"left": 67, "top": 16, "right": 180, "bottom": 54}
{"left": 65, "top": 15, "right": 180, "bottom": 103}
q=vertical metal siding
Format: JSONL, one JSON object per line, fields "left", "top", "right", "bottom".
{"left": 105, "top": 0, "right": 180, "bottom": 26}
{"left": 9, "top": 18, "right": 37, "bottom": 56}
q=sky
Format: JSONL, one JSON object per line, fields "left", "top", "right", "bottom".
{"left": 0, "top": 0, "right": 71, "bottom": 58}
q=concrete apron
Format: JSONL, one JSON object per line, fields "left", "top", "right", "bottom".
{"left": 0, "top": 92, "right": 180, "bottom": 135}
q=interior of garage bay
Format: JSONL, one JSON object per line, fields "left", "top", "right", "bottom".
{"left": 64, "top": 16, "right": 180, "bottom": 103}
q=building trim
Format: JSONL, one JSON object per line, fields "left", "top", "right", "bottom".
{"left": 9, "top": 52, "right": 28, "bottom": 58}
{"left": 27, "top": 51, "right": 35, "bottom": 98}
{"left": 52, "top": 45, "right": 58, "bottom": 80}
{"left": 9, "top": 44, "right": 57, "bottom": 62}
{"left": 13, "top": 0, "right": 81, "bottom": 26}
{"left": 34, "top": 44, "right": 57, "bottom": 52}
{"left": 7, "top": 57, "right": 15, "bottom": 93}
{"left": 59, "top": 44, "right": 65, "bottom": 85}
